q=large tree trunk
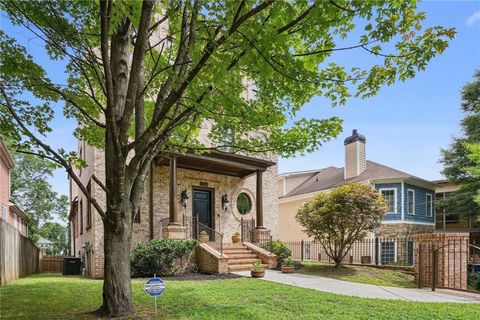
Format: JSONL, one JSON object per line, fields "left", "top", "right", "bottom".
{"left": 99, "top": 215, "right": 134, "bottom": 317}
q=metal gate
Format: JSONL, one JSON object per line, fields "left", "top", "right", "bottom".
{"left": 240, "top": 218, "right": 255, "bottom": 243}
{"left": 418, "top": 239, "right": 480, "bottom": 293}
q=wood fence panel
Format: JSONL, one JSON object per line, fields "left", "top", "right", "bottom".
{"left": 0, "top": 220, "right": 40, "bottom": 286}
{"left": 40, "top": 256, "right": 64, "bottom": 272}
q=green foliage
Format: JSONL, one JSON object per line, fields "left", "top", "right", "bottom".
{"left": 296, "top": 184, "right": 386, "bottom": 267}
{"left": 8, "top": 147, "right": 69, "bottom": 241}
{"left": 38, "top": 222, "right": 68, "bottom": 255}
{"left": 283, "top": 257, "right": 294, "bottom": 267}
{"left": 252, "top": 261, "right": 264, "bottom": 272}
{"left": 467, "top": 271, "right": 480, "bottom": 291}
{"left": 440, "top": 71, "right": 480, "bottom": 221}
{"left": 130, "top": 239, "right": 198, "bottom": 277}
{"left": 262, "top": 240, "right": 292, "bottom": 259}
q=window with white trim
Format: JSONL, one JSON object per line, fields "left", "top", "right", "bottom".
{"left": 426, "top": 194, "right": 433, "bottom": 217}
{"left": 380, "top": 189, "right": 396, "bottom": 214}
{"left": 2, "top": 205, "right": 7, "bottom": 221}
{"left": 407, "top": 189, "right": 415, "bottom": 215}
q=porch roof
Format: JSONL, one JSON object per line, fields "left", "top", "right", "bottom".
{"left": 155, "top": 150, "right": 276, "bottom": 178}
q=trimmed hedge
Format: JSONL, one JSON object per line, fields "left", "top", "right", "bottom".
{"left": 130, "top": 239, "right": 198, "bottom": 276}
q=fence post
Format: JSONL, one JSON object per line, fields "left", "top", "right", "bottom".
{"left": 431, "top": 243, "right": 437, "bottom": 291}
{"left": 418, "top": 243, "right": 423, "bottom": 288}
{"left": 375, "top": 237, "right": 379, "bottom": 265}
{"left": 301, "top": 240, "right": 304, "bottom": 261}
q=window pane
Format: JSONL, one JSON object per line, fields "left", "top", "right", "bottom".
{"left": 407, "top": 190, "right": 414, "bottom": 214}
{"left": 381, "top": 190, "right": 395, "bottom": 213}
{"left": 236, "top": 193, "right": 252, "bottom": 215}
{"left": 381, "top": 241, "right": 395, "bottom": 265}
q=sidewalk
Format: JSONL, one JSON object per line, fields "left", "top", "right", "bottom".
{"left": 233, "top": 270, "right": 480, "bottom": 303}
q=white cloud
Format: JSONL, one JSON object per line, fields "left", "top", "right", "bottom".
{"left": 466, "top": 10, "right": 480, "bottom": 26}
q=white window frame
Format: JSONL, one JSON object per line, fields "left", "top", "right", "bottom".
{"left": 380, "top": 188, "right": 397, "bottom": 214}
{"left": 426, "top": 193, "right": 433, "bottom": 217}
{"left": 2, "top": 205, "right": 7, "bottom": 221}
{"left": 407, "top": 189, "right": 415, "bottom": 215}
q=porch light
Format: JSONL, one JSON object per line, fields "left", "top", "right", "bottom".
{"left": 221, "top": 194, "right": 230, "bottom": 211}
{"left": 180, "top": 189, "right": 189, "bottom": 208}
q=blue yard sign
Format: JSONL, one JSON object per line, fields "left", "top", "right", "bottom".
{"left": 144, "top": 275, "right": 165, "bottom": 315}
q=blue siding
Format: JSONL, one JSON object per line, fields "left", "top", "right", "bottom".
{"left": 403, "top": 183, "right": 435, "bottom": 223}
{"left": 375, "top": 183, "right": 402, "bottom": 221}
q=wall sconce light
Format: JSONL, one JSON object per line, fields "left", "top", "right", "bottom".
{"left": 221, "top": 194, "right": 230, "bottom": 211}
{"left": 180, "top": 190, "right": 189, "bottom": 208}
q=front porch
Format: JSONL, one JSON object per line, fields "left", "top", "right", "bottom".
{"left": 143, "top": 150, "right": 277, "bottom": 272}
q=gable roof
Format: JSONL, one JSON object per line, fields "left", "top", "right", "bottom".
{"left": 281, "top": 160, "right": 433, "bottom": 198}
{"left": 37, "top": 236, "right": 54, "bottom": 244}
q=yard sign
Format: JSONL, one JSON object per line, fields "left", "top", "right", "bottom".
{"left": 144, "top": 275, "right": 165, "bottom": 315}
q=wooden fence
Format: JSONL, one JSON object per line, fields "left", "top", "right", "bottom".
{"left": 41, "top": 255, "right": 64, "bottom": 272}
{"left": 0, "top": 220, "right": 40, "bottom": 286}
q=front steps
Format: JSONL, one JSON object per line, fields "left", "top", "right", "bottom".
{"left": 224, "top": 243, "right": 269, "bottom": 272}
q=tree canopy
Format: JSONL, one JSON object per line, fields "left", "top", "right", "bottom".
{"left": 440, "top": 70, "right": 480, "bottom": 221}
{"left": 9, "top": 148, "right": 69, "bottom": 241}
{"left": 0, "top": 0, "right": 455, "bottom": 316}
{"left": 296, "top": 183, "right": 386, "bottom": 267}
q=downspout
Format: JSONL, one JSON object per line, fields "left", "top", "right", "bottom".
{"left": 149, "top": 161, "right": 154, "bottom": 240}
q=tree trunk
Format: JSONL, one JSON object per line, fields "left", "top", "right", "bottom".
{"left": 98, "top": 210, "right": 134, "bottom": 317}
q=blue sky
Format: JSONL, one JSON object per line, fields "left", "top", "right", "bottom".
{"left": 1, "top": 1, "right": 480, "bottom": 199}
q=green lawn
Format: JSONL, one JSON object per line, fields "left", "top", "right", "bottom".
{"left": 0, "top": 273, "right": 477, "bottom": 319}
{"left": 297, "top": 262, "right": 417, "bottom": 288}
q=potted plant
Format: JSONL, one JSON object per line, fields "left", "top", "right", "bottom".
{"left": 231, "top": 232, "right": 241, "bottom": 244}
{"left": 251, "top": 262, "right": 265, "bottom": 278}
{"left": 281, "top": 257, "right": 295, "bottom": 273}
{"left": 198, "top": 231, "right": 209, "bottom": 243}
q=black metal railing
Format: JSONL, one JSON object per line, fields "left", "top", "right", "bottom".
{"left": 193, "top": 219, "right": 224, "bottom": 256}
{"left": 241, "top": 218, "right": 255, "bottom": 243}
{"left": 284, "top": 237, "right": 415, "bottom": 267}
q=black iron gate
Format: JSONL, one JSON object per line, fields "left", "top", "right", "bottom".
{"left": 241, "top": 218, "right": 255, "bottom": 243}
{"left": 418, "top": 239, "right": 480, "bottom": 293}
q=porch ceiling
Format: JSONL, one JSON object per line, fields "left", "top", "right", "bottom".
{"left": 155, "top": 151, "right": 276, "bottom": 178}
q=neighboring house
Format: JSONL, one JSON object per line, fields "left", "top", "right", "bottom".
{"left": 37, "top": 236, "right": 54, "bottom": 252}
{"left": 434, "top": 179, "right": 480, "bottom": 249}
{"left": 69, "top": 133, "right": 278, "bottom": 278}
{"left": 0, "top": 140, "right": 29, "bottom": 237}
{"left": 278, "top": 130, "right": 436, "bottom": 242}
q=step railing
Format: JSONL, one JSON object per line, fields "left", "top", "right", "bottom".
{"left": 194, "top": 219, "right": 224, "bottom": 256}
{"left": 160, "top": 216, "right": 224, "bottom": 256}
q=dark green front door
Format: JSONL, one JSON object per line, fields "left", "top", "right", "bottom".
{"left": 192, "top": 188, "right": 213, "bottom": 229}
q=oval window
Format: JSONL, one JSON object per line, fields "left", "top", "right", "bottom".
{"left": 236, "top": 193, "right": 252, "bottom": 215}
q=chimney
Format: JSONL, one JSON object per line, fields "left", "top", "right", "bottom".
{"left": 344, "top": 129, "right": 366, "bottom": 179}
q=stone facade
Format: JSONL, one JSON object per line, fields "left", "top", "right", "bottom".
{"left": 375, "top": 223, "right": 434, "bottom": 238}
{"left": 70, "top": 143, "right": 278, "bottom": 278}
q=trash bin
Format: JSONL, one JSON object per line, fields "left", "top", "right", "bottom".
{"left": 62, "top": 257, "right": 82, "bottom": 275}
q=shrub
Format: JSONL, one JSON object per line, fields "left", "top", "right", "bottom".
{"left": 283, "top": 257, "right": 294, "bottom": 267}
{"left": 262, "top": 240, "right": 291, "bottom": 258}
{"left": 130, "top": 239, "right": 198, "bottom": 277}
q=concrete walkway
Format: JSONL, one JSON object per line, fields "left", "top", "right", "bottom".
{"left": 234, "top": 270, "right": 480, "bottom": 303}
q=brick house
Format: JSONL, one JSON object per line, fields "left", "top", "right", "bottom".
{"left": 0, "top": 140, "right": 29, "bottom": 237}
{"left": 69, "top": 130, "right": 278, "bottom": 277}
{"left": 278, "top": 130, "right": 436, "bottom": 243}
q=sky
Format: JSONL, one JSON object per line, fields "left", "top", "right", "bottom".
{"left": 1, "top": 1, "right": 480, "bottom": 200}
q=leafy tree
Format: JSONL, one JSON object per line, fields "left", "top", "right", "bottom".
{"left": 9, "top": 149, "right": 69, "bottom": 241}
{"left": 296, "top": 184, "right": 386, "bottom": 268}
{"left": 0, "top": 1, "right": 454, "bottom": 316}
{"left": 440, "top": 71, "right": 480, "bottom": 222}
{"left": 39, "top": 221, "right": 68, "bottom": 255}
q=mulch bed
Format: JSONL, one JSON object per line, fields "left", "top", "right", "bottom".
{"left": 159, "top": 273, "right": 243, "bottom": 281}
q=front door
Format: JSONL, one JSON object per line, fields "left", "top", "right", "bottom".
{"left": 192, "top": 188, "right": 213, "bottom": 229}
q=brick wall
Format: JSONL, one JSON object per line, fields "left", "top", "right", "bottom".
{"left": 375, "top": 223, "right": 434, "bottom": 238}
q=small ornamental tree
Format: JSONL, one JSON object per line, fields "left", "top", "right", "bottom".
{"left": 296, "top": 184, "right": 386, "bottom": 268}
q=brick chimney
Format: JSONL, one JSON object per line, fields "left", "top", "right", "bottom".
{"left": 344, "top": 129, "right": 366, "bottom": 179}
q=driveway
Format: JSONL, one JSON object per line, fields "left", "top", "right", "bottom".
{"left": 233, "top": 270, "right": 480, "bottom": 303}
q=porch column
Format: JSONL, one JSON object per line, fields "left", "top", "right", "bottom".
{"left": 169, "top": 156, "right": 179, "bottom": 225}
{"left": 256, "top": 170, "right": 264, "bottom": 228}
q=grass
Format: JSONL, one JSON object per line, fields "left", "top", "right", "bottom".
{"left": 0, "top": 273, "right": 477, "bottom": 320}
{"left": 296, "top": 262, "right": 417, "bottom": 288}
